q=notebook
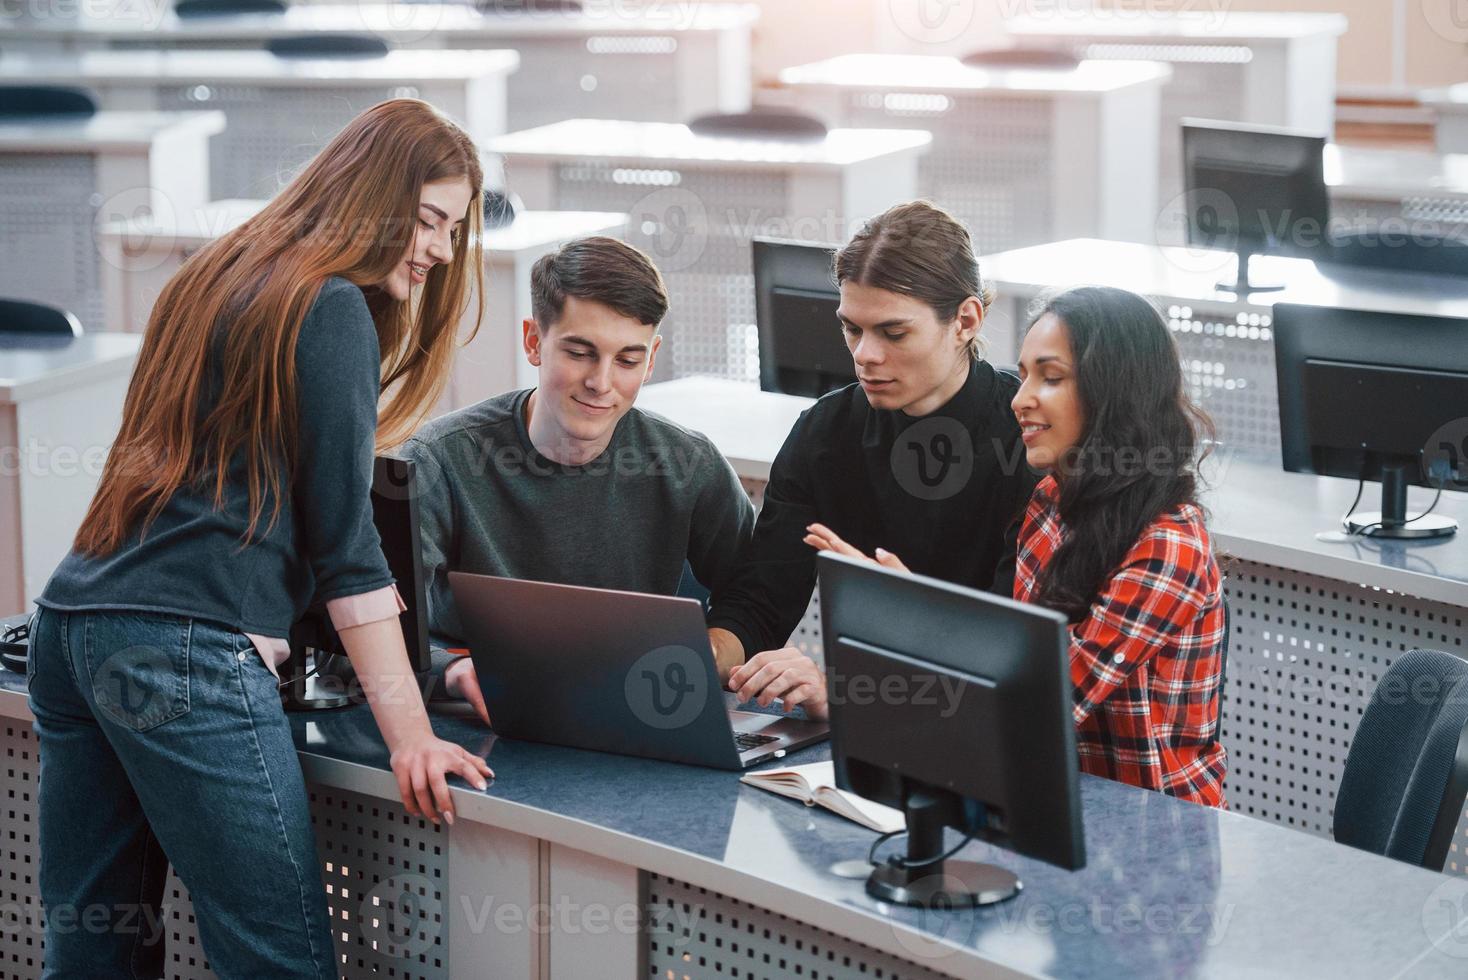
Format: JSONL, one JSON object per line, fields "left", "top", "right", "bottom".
{"left": 740, "top": 761, "right": 905, "bottom": 834}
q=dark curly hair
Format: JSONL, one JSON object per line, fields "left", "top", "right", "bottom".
{"left": 1027, "top": 286, "right": 1215, "bottom": 621}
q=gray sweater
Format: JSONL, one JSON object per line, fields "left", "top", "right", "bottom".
{"left": 393, "top": 389, "right": 756, "bottom": 651}
{"left": 38, "top": 277, "right": 393, "bottom": 636}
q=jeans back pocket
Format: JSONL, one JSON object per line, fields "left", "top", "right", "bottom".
{"left": 83, "top": 612, "right": 192, "bottom": 732}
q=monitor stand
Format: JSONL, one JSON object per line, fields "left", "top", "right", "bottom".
{"left": 1216, "top": 243, "right": 1285, "bottom": 294}
{"left": 1345, "top": 461, "right": 1458, "bottom": 540}
{"left": 864, "top": 790, "right": 1021, "bottom": 908}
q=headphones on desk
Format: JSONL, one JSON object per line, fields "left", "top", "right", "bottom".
{"left": 1, "top": 619, "right": 29, "bottom": 675}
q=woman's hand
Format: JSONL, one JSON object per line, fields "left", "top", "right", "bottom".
{"left": 803, "top": 522, "right": 911, "bottom": 573}
{"left": 389, "top": 733, "right": 492, "bottom": 826}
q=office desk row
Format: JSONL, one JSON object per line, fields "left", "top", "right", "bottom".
{"left": 0, "top": 110, "right": 222, "bottom": 331}
{"left": 97, "top": 200, "right": 628, "bottom": 405}
{"left": 2, "top": 650, "right": 1464, "bottom": 979}
{"left": 1, "top": 48, "right": 519, "bottom": 201}
{"left": 978, "top": 237, "right": 1468, "bottom": 459}
{"left": 0, "top": 2, "right": 757, "bottom": 132}
{"left": 0, "top": 332, "right": 141, "bottom": 618}
{"left": 636, "top": 377, "right": 1468, "bottom": 868}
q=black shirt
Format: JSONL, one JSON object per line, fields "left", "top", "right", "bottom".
{"left": 38, "top": 277, "right": 393, "bottom": 637}
{"left": 706, "top": 360, "right": 1039, "bottom": 657}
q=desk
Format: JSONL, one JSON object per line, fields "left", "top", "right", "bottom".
{"left": 1004, "top": 11, "right": 1346, "bottom": 245}
{"left": 636, "top": 375, "right": 1468, "bottom": 868}
{"left": 96, "top": 200, "right": 627, "bottom": 408}
{"left": 0, "top": 3, "right": 757, "bottom": 132}
{"left": 0, "top": 333, "right": 141, "bottom": 617}
{"left": 777, "top": 54, "right": 1170, "bottom": 251}
{"left": 0, "top": 110, "right": 222, "bottom": 331}
{"left": 979, "top": 237, "right": 1468, "bottom": 458}
{"left": 1328, "top": 143, "right": 1468, "bottom": 237}
{"left": 488, "top": 119, "right": 930, "bottom": 383}
{"left": 0, "top": 48, "right": 518, "bottom": 200}
{"left": 1424, "top": 84, "right": 1468, "bottom": 154}
{"left": 2, "top": 663, "right": 1466, "bottom": 978}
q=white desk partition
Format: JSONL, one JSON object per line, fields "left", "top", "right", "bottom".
{"left": 0, "top": 3, "right": 757, "bottom": 132}
{"left": 97, "top": 201, "right": 628, "bottom": 409}
{"left": 0, "top": 48, "right": 517, "bottom": 201}
{"left": 777, "top": 54, "right": 1169, "bottom": 251}
{"left": 1326, "top": 143, "right": 1468, "bottom": 238}
{"left": 0, "top": 110, "right": 223, "bottom": 332}
{"left": 0, "top": 332, "right": 142, "bottom": 616}
{"left": 1004, "top": 12, "right": 1347, "bottom": 244}
{"left": 488, "top": 119, "right": 930, "bottom": 384}
{"left": 1425, "top": 84, "right": 1468, "bottom": 154}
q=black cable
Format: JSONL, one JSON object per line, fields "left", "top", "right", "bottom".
{"left": 867, "top": 830, "right": 976, "bottom": 870}
{"left": 1340, "top": 467, "right": 1446, "bottom": 537}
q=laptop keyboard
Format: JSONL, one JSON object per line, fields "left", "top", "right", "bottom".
{"left": 734, "top": 731, "right": 779, "bottom": 752}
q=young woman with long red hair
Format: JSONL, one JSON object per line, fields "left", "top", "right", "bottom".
{"left": 25, "top": 99, "right": 493, "bottom": 977}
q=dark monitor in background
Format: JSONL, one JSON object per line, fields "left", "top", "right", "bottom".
{"left": 1182, "top": 118, "right": 1329, "bottom": 294}
{"left": 1273, "top": 303, "right": 1468, "bottom": 540}
{"left": 282, "top": 456, "right": 432, "bottom": 710}
{"left": 752, "top": 237, "right": 856, "bottom": 397}
{"left": 818, "top": 553, "right": 1086, "bottom": 908}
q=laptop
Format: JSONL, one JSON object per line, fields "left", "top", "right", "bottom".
{"left": 447, "top": 571, "right": 829, "bottom": 769}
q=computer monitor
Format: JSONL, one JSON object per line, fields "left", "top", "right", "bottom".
{"left": 1182, "top": 118, "right": 1329, "bottom": 294}
{"left": 281, "top": 456, "right": 432, "bottom": 710}
{"left": 817, "top": 552, "right": 1086, "bottom": 908}
{"left": 1273, "top": 303, "right": 1468, "bottom": 540}
{"left": 752, "top": 237, "right": 856, "bottom": 397}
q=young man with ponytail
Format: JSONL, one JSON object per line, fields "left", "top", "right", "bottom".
{"left": 715, "top": 201, "right": 1039, "bottom": 720}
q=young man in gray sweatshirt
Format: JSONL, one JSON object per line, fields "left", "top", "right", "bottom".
{"left": 394, "top": 237, "right": 755, "bottom": 724}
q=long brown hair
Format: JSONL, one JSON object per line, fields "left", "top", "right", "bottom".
{"left": 76, "top": 98, "right": 485, "bottom": 556}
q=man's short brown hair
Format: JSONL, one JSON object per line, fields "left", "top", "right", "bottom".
{"left": 530, "top": 236, "right": 669, "bottom": 331}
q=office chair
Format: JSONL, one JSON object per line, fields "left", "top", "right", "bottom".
{"left": 478, "top": 0, "right": 582, "bottom": 13}
{"left": 0, "top": 298, "right": 84, "bottom": 336}
{"left": 1333, "top": 648, "right": 1468, "bottom": 871}
{"left": 688, "top": 108, "right": 828, "bottom": 143}
{"left": 484, "top": 189, "right": 520, "bottom": 229}
{"left": 267, "top": 33, "right": 390, "bottom": 58}
{"left": 175, "top": 0, "right": 287, "bottom": 16}
{"left": 962, "top": 47, "right": 1081, "bottom": 70}
{"left": 0, "top": 85, "right": 97, "bottom": 118}
{"left": 173, "top": 0, "right": 284, "bottom": 16}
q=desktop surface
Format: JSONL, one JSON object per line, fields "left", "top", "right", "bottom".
{"left": 486, "top": 118, "right": 932, "bottom": 167}
{"left": 0, "top": 332, "right": 142, "bottom": 401}
{"left": 0, "top": 2, "right": 759, "bottom": 39}
{"left": 0, "top": 47, "right": 520, "bottom": 83}
{"left": 777, "top": 54, "right": 1169, "bottom": 95}
{"left": 0, "top": 668, "right": 1459, "bottom": 977}
{"left": 982, "top": 237, "right": 1468, "bottom": 318}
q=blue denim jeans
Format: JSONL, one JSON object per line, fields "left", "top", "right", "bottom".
{"left": 26, "top": 608, "right": 338, "bottom": 979}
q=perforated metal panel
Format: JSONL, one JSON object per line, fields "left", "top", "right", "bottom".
{"left": 645, "top": 873, "right": 954, "bottom": 980}
{"left": 0, "top": 722, "right": 42, "bottom": 980}
{"left": 997, "top": 295, "right": 1281, "bottom": 459}
{"left": 160, "top": 83, "right": 424, "bottom": 199}
{"left": 0, "top": 154, "right": 103, "bottom": 329}
{"left": 508, "top": 37, "right": 682, "bottom": 130}
{"left": 550, "top": 164, "right": 795, "bottom": 383}
{"left": 0, "top": 723, "right": 450, "bottom": 980}
{"left": 836, "top": 92, "right": 1052, "bottom": 254}
{"left": 1220, "top": 559, "right": 1468, "bottom": 842}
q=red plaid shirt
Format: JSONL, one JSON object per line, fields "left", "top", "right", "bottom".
{"left": 1014, "top": 476, "right": 1227, "bottom": 807}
